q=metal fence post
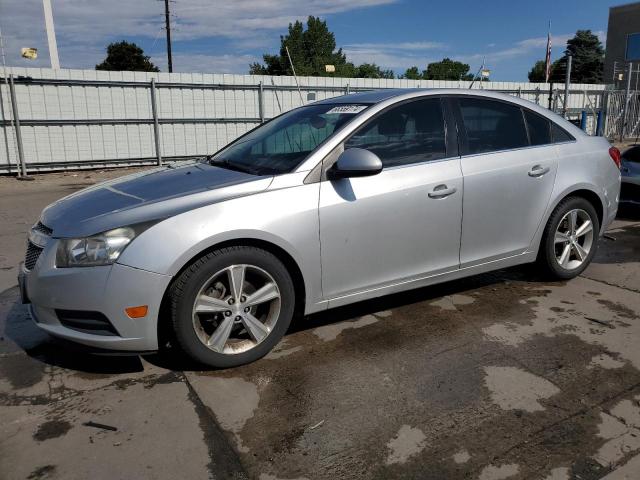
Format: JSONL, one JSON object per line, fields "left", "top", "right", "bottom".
{"left": 8, "top": 74, "right": 28, "bottom": 178}
{"left": 258, "top": 81, "right": 265, "bottom": 123}
{"left": 150, "top": 78, "right": 162, "bottom": 166}
{"left": 621, "top": 63, "right": 633, "bottom": 141}
{"left": 563, "top": 55, "right": 572, "bottom": 118}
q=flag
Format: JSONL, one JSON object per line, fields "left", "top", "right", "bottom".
{"left": 544, "top": 23, "right": 552, "bottom": 83}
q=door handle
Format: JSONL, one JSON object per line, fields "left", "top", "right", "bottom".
{"left": 528, "top": 165, "right": 550, "bottom": 177}
{"left": 428, "top": 184, "right": 457, "bottom": 199}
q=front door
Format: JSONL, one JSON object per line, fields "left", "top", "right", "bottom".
{"left": 319, "top": 97, "right": 463, "bottom": 300}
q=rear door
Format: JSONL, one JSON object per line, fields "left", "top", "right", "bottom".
{"left": 452, "top": 97, "right": 559, "bottom": 267}
{"left": 319, "top": 97, "right": 463, "bottom": 300}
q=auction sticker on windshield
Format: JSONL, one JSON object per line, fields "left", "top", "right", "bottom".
{"left": 326, "top": 105, "right": 368, "bottom": 114}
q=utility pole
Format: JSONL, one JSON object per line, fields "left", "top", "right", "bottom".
{"left": 42, "top": 0, "right": 60, "bottom": 69}
{"left": 164, "top": 0, "right": 173, "bottom": 72}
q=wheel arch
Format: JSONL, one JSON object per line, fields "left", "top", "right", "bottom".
{"left": 157, "top": 237, "right": 309, "bottom": 349}
{"left": 530, "top": 185, "right": 605, "bottom": 259}
{"left": 551, "top": 188, "right": 604, "bottom": 228}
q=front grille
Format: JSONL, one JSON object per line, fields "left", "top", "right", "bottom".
{"left": 24, "top": 242, "right": 44, "bottom": 270}
{"left": 55, "top": 310, "right": 120, "bottom": 336}
{"left": 33, "top": 221, "right": 53, "bottom": 236}
{"left": 24, "top": 221, "right": 52, "bottom": 271}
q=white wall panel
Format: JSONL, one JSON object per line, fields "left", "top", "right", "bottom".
{"left": 0, "top": 66, "right": 608, "bottom": 172}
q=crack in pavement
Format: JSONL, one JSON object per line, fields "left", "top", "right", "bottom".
{"left": 580, "top": 274, "right": 640, "bottom": 295}
{"left": 182, "top": 372, "right": 249, "bottom": 480}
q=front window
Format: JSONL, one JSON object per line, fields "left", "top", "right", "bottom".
{"left": 345, "top": 98, "right": 447, "bottom": 168}
{"left": 210, "top": 104, "right": 369, "bottom": 175}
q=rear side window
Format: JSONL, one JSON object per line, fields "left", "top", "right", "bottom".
{"left": 345, "top": 98, "right": 447, "bottom": 168}
{"left": 524, "top": 110, "right": 551, "bottom": 146}
{"left": 458, "top": 98, "right": 529, "bottom": 154}
{"left": 551, "top": 122, "right": 575, "bottom": 143}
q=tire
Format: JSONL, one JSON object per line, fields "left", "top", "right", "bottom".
{"left": 168, "top": 246, "right": 295, "bottom": 368}
{"left": 537, "top": 196, "right": 600, "bottom": 280}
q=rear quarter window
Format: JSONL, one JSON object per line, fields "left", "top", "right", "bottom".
{"left": 524, "top": 110, "right": 552, "bottom": 146}
{"left": 550, "top": 122, "right": 575, "bottom": 143}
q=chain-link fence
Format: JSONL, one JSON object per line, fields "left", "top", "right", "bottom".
{"left": 602, "top": 90, "right": 640, "bottom": 140}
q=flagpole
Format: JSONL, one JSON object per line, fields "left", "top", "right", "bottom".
{"left": 545, "top": 20, "right": 552, "bottom": 83}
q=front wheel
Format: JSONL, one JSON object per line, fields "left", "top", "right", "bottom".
{"left": 538, "top": 196, "right": 600, "bottom": 279}
{"left": 168, "top": 246, "right": 295, "bottom": 368}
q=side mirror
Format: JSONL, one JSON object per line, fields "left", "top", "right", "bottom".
{"left": 328, "top": 148, "right": 383, "bottom": 180}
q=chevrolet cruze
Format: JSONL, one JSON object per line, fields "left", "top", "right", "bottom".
{"left": 19, "top": 89, "right": 621, "bottom": 367}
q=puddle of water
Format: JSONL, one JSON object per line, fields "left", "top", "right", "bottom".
{"left": 482, "top": 278, "right": 640, "bottom": 370}
{"left": 385, "top": 425, "right": 427, "bottom": 465}
{"left": 483, "top": 366, "right": 560, "bottom": 412}
{"left": 312, "top": 314, "right": 379, "bottom": 342}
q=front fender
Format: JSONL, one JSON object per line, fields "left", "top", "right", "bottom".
{"left": 116, "top": 183, "right": 324, "bottom": 314}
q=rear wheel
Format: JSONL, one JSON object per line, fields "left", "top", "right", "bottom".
{"left": 538, "top": 197, "right": 600, "bottom": 279}
{"left": 168, "top": 246, "right": 295, "bottom": 368}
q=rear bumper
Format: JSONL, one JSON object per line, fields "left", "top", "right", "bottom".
{"left": 22, "top": 240, "right": 172, "bottom": 352}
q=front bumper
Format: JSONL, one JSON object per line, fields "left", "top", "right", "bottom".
{"left": 20, "top": 239, "right": 172, "bottom": 352}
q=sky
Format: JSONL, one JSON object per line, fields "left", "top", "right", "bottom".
{"left": 0, "top": 0, "right": 624, "bottom": 81}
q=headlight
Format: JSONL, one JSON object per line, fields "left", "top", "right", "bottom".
{"left": 56, "top": 227, "right": 136, "bottom": 267}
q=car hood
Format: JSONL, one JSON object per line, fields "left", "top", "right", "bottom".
{"left": 41, "top": 160, "right": 273, "bottom": 238}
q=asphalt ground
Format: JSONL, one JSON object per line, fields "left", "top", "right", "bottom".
{"left": 1, "top": 169, "right": 639, "bottom": 480}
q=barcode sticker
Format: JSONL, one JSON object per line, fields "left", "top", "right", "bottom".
{"left": 326, "top": 105, "right": 368, "bottom": 114}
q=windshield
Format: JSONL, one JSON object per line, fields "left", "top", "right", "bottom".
{"left": 210, "top": 103, "right": 370, "bottom": 175}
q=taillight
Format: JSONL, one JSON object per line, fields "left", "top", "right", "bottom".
{"left": 609, "top": 147, "right": 622, "bottom": 169}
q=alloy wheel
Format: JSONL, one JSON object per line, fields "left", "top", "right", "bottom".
{"left": 553, "top": 208, "right": 595, "bottom": 270}
{"left": 191, "top": 264, "right": 281, "bottom": 354}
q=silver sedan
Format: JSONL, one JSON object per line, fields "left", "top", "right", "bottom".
{"left": 19, "top": 89, "right": 621, "bottom": 367}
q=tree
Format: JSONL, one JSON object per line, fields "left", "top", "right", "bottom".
{"left": 526, "top": 30, "right": 604, "bottom": 84}
{"left": 528, "top": 60, "right": 548, "bottom": 82}
{"left": 96, "top": 41, "right": 159, "bottom": 72}
{"left": 250, "top": 16, "right": 398, "bottom": 79}
{"left": 563, "top": 30, "right": 604, "bottom": 83}
{"left": 355, "top": 63, "right": 395, "bottom": 79}
{"left": 249, "top": 16, "right": 354, "bottom": 77}
{"left": 401, "top": 66, "right": 422, "bottom": 80}
{"left": 423, "top": 58, "right": 474, "bottom": 80}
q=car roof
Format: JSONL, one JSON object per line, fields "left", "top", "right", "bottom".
{"left": 314, "top": 88, "right": 423, "bottom": 104}
{"left": 314, "top": 88, "right": 585, "bottom": 137}
{"left": 315, "top": 88, "right": 538, "bottom": 105}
